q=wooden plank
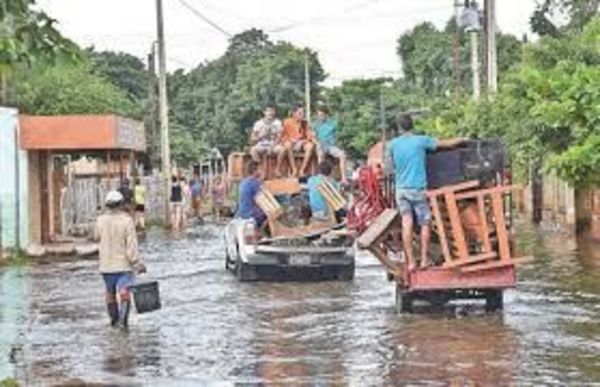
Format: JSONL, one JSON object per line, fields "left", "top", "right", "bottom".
{"left": 444, "top": 191, "right": 469, "bottom": 261}
{"left": 370, "top": 245, "right": 404, "bottom": 278}
{"left": 426, "top": 180, "right": 480, "bottom": 198}
{"left": 263, "top": 178, "right": 301, "bottom": 195}
{"left": 356, "top": 209, "right": 399, "bottom": 249}
{"left": 442, "top": 251, "right": 497, "bottom": 268}
{"left": 455, "top": 184, "right": 521, "bottom": 200}
{"left": 477, "top": 194, "right": 493, "bottom": 252}
{"left": 491, "top": 192, "right": 511, "bottom": 261}
{"left": 429, "top": 196, "right": 452, "bottom": 264}
{"left": 460, "top": 256, "right": 534, "bottom": 273}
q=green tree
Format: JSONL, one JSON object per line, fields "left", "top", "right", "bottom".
{"left": 531, "top": 0, "right": 599, "bottom": 36}
{"left": 397, "top": 18, "right": 524, "bottom": 97}
{"left": 12, "top": 61, "right": 140, "bottom": 117}
{"left": 87, "top": 49, "right": 149, "bottom": 101}
{"left": 0, "top": 0, "right": 79, "bottom": 102}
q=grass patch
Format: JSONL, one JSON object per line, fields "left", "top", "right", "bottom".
{"left": 0, "top": 249, "right": 29, "bottom": 268}
{"left": 0, "top": 378, "right": 19, "bottom": 387}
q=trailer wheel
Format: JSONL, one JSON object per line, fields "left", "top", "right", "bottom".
{"left": 485, "top": 290, "right": 503, "bottom": 312}
{"left": 395, "top": 286, "right": 413, "bottom": 314}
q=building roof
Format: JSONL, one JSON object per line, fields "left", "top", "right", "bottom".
{"left": 19, "top": 115, "right": 146, "bottom": 152}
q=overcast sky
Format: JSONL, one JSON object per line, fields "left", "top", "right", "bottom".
{"left": 37, "top": 0, "right": 537, "bottom": 84}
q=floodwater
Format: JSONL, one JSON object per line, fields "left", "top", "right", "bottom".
{"left": 1, "top": 222, "right": 600, "bottom": 386}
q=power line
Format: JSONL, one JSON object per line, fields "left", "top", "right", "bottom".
{"left": 177, "top": 0, "right": 232, "bottom": 38}
{"left": 268, "top": 0, "right": 449, "bottom": 33}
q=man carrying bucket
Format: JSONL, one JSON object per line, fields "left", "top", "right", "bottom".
{"left": 94, "top": 190, "right": 146, "bottom": 329}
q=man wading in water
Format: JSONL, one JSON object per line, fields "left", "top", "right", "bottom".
{"left": 94, "top": 191, "right": 146, "bottom": 329}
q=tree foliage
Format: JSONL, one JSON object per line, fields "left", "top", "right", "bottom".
{"left": 0, "top": 0, "right": 80, "bottom": 105}
{"left": 12, "top": 61, "right": 140, "bottom": 117}
{"left": 396, "top": 18, "right": 523, "bottom": 97}
{"left": 531, "top": 0, "right": 599, "bottom": 36}
{"left": 425, "top": 17, "right": 600, "bottom": 186}
{"left": 87, "top": 49, "right": 149, "bottom": 101}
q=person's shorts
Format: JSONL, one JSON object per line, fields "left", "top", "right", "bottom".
{"left": 135, "top": 204, "right": 145, "bottom": 212}
{"left": 395, "top": 189, "right": 431, "bottom": 226}
{"left": 290, "top": 140, "right": 309, "bottom": 153}
{"left": 102, "top": 271, "right": 134, "bottom": 295}
{"left": 192, "top": 197, "right": 201, "bottom": 210}
{"left": 318, "top": 144, "right": 345, "bottom": 159}
{"left": 251, "top": 143, "right": 285, "bottom": 155}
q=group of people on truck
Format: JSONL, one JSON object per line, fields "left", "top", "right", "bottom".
{"left": 239, "top": 108, "right": 468, "bottom": 272}
{"left": 249, "top": 103, "right": 348, "bottom": 183}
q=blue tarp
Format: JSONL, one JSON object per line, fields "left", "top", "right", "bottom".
{"left": 0, "top": 107, "right": 28, "bottom": 249}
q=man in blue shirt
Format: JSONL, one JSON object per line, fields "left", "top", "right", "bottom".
{"left": 387, "top": 114, "right": 466, "bottom": 270}
{"left": 307, "top": 161, "right": 341, "bottom": 221}
{"left": 238, "top": 161, "right": 266, "bottom": 227}
{"left": 314, "top": 105, "right": 348, "bottom": 184}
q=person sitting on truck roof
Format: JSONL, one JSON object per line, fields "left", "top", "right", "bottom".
{"left": 387, "top": 113, "right": 467, "bottom": 271}
{"left": 238, "top": 160, "right": 266, "bottom": 228}
{"left": 314, "top": 105, "right": 348, "bottom": 184}
{"left": 281, "top": 103, "right": 315, "bottom": 178}
{"left": 250, "top": 104, "right": 286, "bottom": 178}
{"left": 307, "top": 161, "right": 344, "bottom": 222}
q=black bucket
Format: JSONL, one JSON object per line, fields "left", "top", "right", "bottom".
{"left": 130, "top": 281, "right": 161, "bottom": 314}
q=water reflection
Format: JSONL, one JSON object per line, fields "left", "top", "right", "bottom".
{"left": 249, "top": 283, "right": 350, "bottom": 384}
{"left": 2, "top": 222, "right": 599, "bottom": 384}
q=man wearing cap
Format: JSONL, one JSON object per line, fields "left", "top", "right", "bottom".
{"left": 94, "top": 190, "right": 146, "bottom": 329}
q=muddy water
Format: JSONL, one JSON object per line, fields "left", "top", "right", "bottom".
{"left": 1, "top": 223, "right": 599, "bottom": 385}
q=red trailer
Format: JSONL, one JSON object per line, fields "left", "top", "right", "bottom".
{"left": 351, "top": 141, "right": 532, "bottom": 312}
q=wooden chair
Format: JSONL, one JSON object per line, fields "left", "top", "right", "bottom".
{"left": 316, "top": 178, "right": 347, "bottom": 224}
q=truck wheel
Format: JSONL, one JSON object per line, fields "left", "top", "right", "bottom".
{"left": 395, "top": 286, "right": 413, "bottom": 314}
{"left": 224, "top": 244, "right": 232, "bottom": 271}
{"left": 485, "top": 290, "right": 503, "bottom": 312}
{"left": 235, "top": 252, "right": 255, "bottom": 281}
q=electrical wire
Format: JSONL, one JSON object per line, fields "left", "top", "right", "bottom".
{"left": 177, "top": 0, "right": 232, "bottom": 38}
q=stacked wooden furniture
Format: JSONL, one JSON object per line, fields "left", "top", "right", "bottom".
{"left": 426, "top": 180, "right": 532, "bottom": 272}
{"left": 255, "top": 178, "right": 342, "bottom": 238}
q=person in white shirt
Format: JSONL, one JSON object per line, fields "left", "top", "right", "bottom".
{"left": 250, "top": 104, "right": 286, "bottom": 178}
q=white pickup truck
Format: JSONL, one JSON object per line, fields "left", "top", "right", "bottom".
{"left": 224, "top": 218, "right": 355, "bottom": 281}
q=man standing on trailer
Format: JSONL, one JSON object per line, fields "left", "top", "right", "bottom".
{"left": 250, "top": 104, "right": 286, "bottom": 178}
{"left": 387, "top": 114, "right": 466, "bottom": 271}
{"left": 94, "top": 191, "right": 146, "bottom": 329}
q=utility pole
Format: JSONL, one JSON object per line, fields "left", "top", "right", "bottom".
{"left": 484, "top": 0, "right": 497, "bottom": 93}
{"left": 147, "top": 43, "right": 159, "bottom": 168}
{"left": 304, "top": 51, "right": 311, "bottom": 122}
{"left": 453, "top": 1, "right": 462, "bottom": 100}
{"left": 156, "top": 0, "right": 171, "bottom": 224}
{"left": 470, "top": 30, "right": 480, "bottom": 100}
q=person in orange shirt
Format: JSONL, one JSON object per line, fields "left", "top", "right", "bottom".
{"left": 280, "top": 104, "right": 315, "bottom": 177}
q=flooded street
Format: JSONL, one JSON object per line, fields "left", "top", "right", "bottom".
{"left": 1, "top": 222, "right": 600, "bottom": 385}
